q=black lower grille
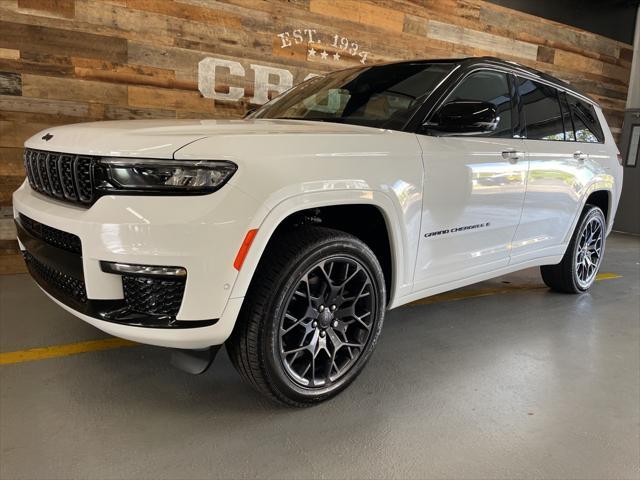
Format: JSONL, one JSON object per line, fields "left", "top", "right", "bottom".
{"left": 122, "top": 276, "right": 186, "bottom": 319}
{"left": 19, "top": 214, "right": 82, "bottom": 254}
{"left": 24, "top": 148, "right": 96, "bottom": 206}
{"left": 22, "top": 251, "right": 87, "bottom": 303}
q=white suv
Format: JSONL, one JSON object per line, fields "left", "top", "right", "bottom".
{"left": 13, "top": 57, "right": 622, "bottom": 406}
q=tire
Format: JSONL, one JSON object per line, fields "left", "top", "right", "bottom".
{"left": 540, "top": 204, "right": 606, "bottom": 294}
{"left": 226, "top": 227, "right": 386, "bottom": 407}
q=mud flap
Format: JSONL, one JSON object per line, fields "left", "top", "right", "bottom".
{"left": 170, "top": 345, "right": 221, "bottom": 375}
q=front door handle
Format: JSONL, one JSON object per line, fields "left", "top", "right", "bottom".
{"left": 574, "top": 151, "right": 588, "bottom": 162}
{"left": 502, "top": 150, "right": 525, "bottom": 164}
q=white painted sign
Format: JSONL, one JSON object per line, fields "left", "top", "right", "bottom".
{"left": 198, "top": 57, "right": 317, "bottom": 105}
{"left": 198, "top": 30, "right": 373, "bottom": 105}
{"left": 276, "top": 29, "right": 370, "bottom": 65}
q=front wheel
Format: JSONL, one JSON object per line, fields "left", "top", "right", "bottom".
{"left": 541, "top": 204, "right": 606, "bottom": 293}
{"left": 227, "top": 227, "right": 386, "bottom": 407}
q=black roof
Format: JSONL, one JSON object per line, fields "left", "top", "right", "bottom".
{"left": 373, "top": 56, "right": 596, "bottom": 106}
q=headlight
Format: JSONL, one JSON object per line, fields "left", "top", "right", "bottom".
{"left": 94, "top": 158, "right": 237, "bottom": 194}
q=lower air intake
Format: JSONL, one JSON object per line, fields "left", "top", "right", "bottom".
{"left": 122, "top": 275, "right": 186, "bottom": 319}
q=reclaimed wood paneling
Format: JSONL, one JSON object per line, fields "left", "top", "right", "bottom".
{"left": 0, "top": 0, "right": 633, "bottom": 261}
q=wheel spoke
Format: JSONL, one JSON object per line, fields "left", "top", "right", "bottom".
{"left": 283, "top": 344, "right": 309, "bottom": 356}
{"left": 281, "top": 315, "right": 306, "bottom": 334}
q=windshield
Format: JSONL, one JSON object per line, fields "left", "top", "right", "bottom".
{"left": 252, "top": 62, "right": 455, "bottom": 131}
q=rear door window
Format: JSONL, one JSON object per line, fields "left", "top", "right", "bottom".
{"left": 567, "top": 95, "right": 604, "bottom": 143}
{"left": 517, "top": 78, "right": 566, "bottom": 141}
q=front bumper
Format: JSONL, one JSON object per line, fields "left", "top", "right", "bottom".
{"left": 12, "top": 181, "right": 258, "bottom": 348}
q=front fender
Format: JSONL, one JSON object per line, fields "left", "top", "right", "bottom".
{"left": 227, "top": 189, "right": 414, "bottom": 309}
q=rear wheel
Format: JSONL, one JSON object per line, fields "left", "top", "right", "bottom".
{"left": 540, "top": 205, "right": 606, "bottom": 293}
{"left": 227, "top": 227, "right": 386, "bottom": 407}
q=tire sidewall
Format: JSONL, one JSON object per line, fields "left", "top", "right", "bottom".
{"left": 261, "top": 236, "right": 386, "bottom": 403}
{"left": 570, "top": 206, "right": 606, "bottom": 292}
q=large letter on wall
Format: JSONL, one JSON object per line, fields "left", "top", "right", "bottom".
{"left": 250, "top": 64, "right": 293, "bottom": 105}
{"left": 198, "top": 57, "right": 245, "bottom": 101}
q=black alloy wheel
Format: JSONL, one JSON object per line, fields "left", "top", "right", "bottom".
{"left": 227, "top": 227, "right": 386, "bottom": 407}
{"left": 278, "top": 256, "right": 376, "bottom": 388}
{"left": 541, "top": 204, "right": 607, "bottom": 293}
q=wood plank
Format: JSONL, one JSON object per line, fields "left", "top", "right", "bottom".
{"left": 128, "top": 85, "right": 214, "bottom": 113}
{"left": 309, "top": 0, "right": 406, "bottom": 33}
{"left": 125, "top": 0, "right": 242, "bottom": 29}
{"left": 601, "top": 61, "right": 631, "bottom": 85}
{"left": 0, "top": 147, "right": 26, "bottom": 177}
{"left": 0, "top": 216, "right": 16, "bottom": 240}
{"left": 104, "top": 105, "right": 176, "bottom": 120}
{"left": 0, "top": 54, "right": 75, "bottom": 78}
{"left": 0, "top": 174, "right": 24, "bottom": 207}
{"left": 17, "top": 0, "right": 75, "bottom": 18}
{"left": 0, "top": 20, "right": 128, "bottom": 63}
{"left": 553, "top": 50, "right": 603, "bottom": 76}
{"left": 620, "top": 48, "right": 634, "bottom": 63}
{"left": 21, "top": 74, "right": 128, "bottom": 105}
{"left": 0, "top": 72, "right": 21, "bottom": 95}
{"left": 536, "top": 46, "right": 555, "bottom": 64}
{"left": 427, "top": 20, "right": 539, "bottom": 61}
{"left": 0, "top": 48, "right": 20, "bottom": 60}
{"left": 72, "top": 58, "right": 183, "bottom": 89}
{"left": 0, "top": 95, "right": 90, "bottom": 117}
{"left": 74, "top": 0, "right": 173, "bottom": 46}
{"left": 403, "top": 14, "right": 429, "bottom": 38}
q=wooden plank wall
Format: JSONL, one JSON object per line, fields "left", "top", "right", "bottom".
{"left": 0, "top": 0, "right": 633, "bottom": 271}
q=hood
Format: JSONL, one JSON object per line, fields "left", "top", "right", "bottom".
{"left": 24, "top": 119, "right": 383, "bottom": 158}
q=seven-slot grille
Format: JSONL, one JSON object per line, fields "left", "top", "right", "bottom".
{"left": 24, "top": 148, "right": 96, "bottom": 205}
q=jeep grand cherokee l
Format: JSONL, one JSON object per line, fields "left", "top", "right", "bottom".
{"left": 13, "top": 57, "right": 622, "bottom": 406}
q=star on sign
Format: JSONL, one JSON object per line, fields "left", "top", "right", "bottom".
{"left": 320, "top": 50, "right": 329, "bottom": 60}
{"left": 308, "top": 47, "right": 316, "bottom": 57}
{"left": 333, "top": 52, "right": 341, "bottom": 61}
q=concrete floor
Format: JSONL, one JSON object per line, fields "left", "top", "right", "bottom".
{"left": 1, "top": 233, "right": 638, "bottom": 480}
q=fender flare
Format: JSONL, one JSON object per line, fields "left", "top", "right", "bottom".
{"left": 226, "top": 189, "right": 409, "bottom": 307}
{"left": 563, "top": 176, "right": 615, "bottom": 245}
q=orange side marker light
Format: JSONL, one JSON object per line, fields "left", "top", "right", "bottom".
{"left": 234, "top": 229, "right": 258, "bottom": 271}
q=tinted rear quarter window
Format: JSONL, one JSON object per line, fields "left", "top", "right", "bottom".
{"left": 517, "top": 78, "right": 565, "bottom": 141}
{"left": 567, "top": 95, "right": 604, "bottom": 143}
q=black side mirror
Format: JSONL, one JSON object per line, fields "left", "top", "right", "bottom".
{"left": 243, "top": 108, "right": 257, "bottom": 119}
{"left": 424, "top": 100, "right": 499, "bottom": 135}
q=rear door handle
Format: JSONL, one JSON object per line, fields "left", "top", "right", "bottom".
{"left": 574, "top": 151, "right": 588, "bottom": 162}
{"left": 501, "top": 150, "right": 525, "bottom": 163}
